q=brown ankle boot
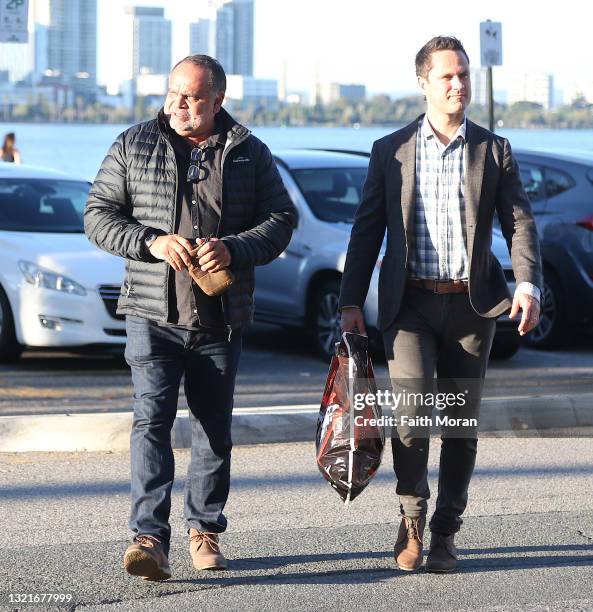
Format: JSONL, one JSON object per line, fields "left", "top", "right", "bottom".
{"left": 393, "top": 516, "right": 425, "bottom": 571}
{"left": 123, "top": 535, "right": 171, "bottom": 581}
{"left": 189, "top": 529, "right": 228, "bottom": 571}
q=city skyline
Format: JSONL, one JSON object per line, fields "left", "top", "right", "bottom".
{"left": 94, "top": 0, "right": 591, "bottom": 101}
{"left": 0, "top": 0, "right": 589, "bottom": 106}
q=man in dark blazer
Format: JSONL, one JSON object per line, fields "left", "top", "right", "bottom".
{"left": 339, "top": 36, "right": 542, "bottom": 573}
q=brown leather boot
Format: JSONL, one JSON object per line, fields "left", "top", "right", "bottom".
{"left": 425, "top": 532, "right": 458, "bottom": 573}
{"left": 123, "top": 535, "right": 171, "bottom": 581}
{"left": 393, "top": 516, "right": 425, "bottom": 571}
{"left": 189, "top": 529, "right": 228, "bottom": 571}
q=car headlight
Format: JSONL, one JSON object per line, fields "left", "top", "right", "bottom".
{"left": 18, "top": 261, "right": 87, "bottom": 296}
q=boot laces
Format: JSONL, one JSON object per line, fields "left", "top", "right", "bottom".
{"left": 189, "top": 531, "right": 220, "bottom": 551}
{"left": 135, "top": 535, "right": 160, "bottom": 548}
{"left": 405, "top": 518, "right": 423, "bottom": 544}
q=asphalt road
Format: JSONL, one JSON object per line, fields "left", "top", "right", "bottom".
{"left": 1, "top": 437, "right": 592, "bottom": 611}
{"left": 0, "top": 325, "right": 592, "bottom": 417}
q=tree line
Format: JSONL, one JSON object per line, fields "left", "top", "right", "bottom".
{"left": 2, "top": 93, "right": 593, "bottom": 129}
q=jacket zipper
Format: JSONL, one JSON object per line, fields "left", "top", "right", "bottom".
{"left": 219, "top": 128, "right": 250, "bottom": 342}
{"left": 163, "top": 136, "right": 178, "bottom": 321}
{"left": 158, "top": 121, "right": 250, "bottom": 339}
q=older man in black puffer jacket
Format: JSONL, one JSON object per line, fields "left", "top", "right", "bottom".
{"left": 85, "top": 55, "right": 296, "bottom": 581}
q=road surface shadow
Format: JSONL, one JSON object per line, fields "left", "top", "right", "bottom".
{"left": 15, "top": 348, "right": 128, "bottom": 371}
{"left": 165, "top": 545, "right": 593, "bottom": 587}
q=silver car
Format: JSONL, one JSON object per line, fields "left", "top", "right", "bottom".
{"left": 255, "top": 149, "right": 520, "bottom": 360}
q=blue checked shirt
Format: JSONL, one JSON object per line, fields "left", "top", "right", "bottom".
{"left": 409, "top": 116, "right": 468, "bottom": 280}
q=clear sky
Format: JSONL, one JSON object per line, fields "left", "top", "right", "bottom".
{"left": 98, "top": 0, "right": 590, "bottom": 100}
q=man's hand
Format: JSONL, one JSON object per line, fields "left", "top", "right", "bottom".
{"left": 149, "top": 234, "right": 194, "bottom": 271}
{"left": 509, "top": 292, "right": 541, "bottom": 336}
{"left": 196, "top": 237, "right": 231, "bottom": 272}
{"left": 340, "top": 306, "right": 367, "bottom": 336}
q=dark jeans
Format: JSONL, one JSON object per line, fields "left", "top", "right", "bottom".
{"left": 383, "top": 287, "right": 496, "bottom": 536}
{"left": 124, "top": 315, "right": 242, "bottom": 553}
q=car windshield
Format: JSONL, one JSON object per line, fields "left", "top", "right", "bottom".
{"left": 0, "top": 178, "right": 89, "bottom": 233}
{"left": 291, "top": 167, "right": 368, "bottom": 223}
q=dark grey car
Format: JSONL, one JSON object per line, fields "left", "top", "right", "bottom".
{"left": 513, "top": 150, "right": 593, "bottom": 348}
{"left": 255, "top": 149, "right": 520, "bottom": 360}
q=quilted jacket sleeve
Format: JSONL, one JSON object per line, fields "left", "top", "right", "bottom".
{"left": 221, "top": 139, "right": 297, "bottom": 269}
{"left": 84, "top": 133, "right": 162, "bottom": 262}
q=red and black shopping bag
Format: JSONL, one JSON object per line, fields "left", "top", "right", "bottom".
{"left": 315, "top": 332, "right": 384, "bottom": 503}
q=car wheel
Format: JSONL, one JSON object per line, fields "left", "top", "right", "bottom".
{"left": 525, "top": 271, "right": 567, "bottom": 349}
{"left": 0, "top": 286, "right": 23, "bottom": 362}
{"left": 489, "top": 336, "right": 521, "bottom": 360}
{"left": 312, "top": 280, "right": 343, "bottom": 360}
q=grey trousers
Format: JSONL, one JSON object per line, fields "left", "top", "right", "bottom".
{"left": 383, "top": 285, "right": 496, "bottom": 535}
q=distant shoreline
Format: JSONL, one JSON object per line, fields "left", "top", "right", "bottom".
{"left": 2, "top": 94, "right": 591, "bottom": 129}
{"left": 1, "top": 120, "right": 593, "bottom": 131}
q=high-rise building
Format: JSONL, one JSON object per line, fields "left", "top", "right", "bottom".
{"left": 470, "top": 68, "right": 488, "bottom": 106}
{"left": 190, "top": 19, "right": 215, "bottom": 56}
{"left": 0, "top": 43, "right": 30, "bottom": 83}
{"left": 232, "top": 0, "right": 253, "bottom": 76}
{"left": 46, "top": 0, "right": 97, "bottom": 97}
{"left": 508, "top": 72, "right": 554, "bottom": 110}
{"left": 127, "top": 7, "right": 172, "bottom": 78}
{"left": 215, "top": 3, "right": 234, "bottom": 73}
{"left": 215, "top": 0, "right": 254, "bottom": 76}
{"left": 34, "top": 25, "right": 49, "bottom": 78}
{"left": 29, "top": 0, "right": 50, "bottom": 83}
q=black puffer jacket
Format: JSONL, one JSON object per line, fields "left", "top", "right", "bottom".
{"left": 84, "top": 108, "right": 296, "bottom": 329}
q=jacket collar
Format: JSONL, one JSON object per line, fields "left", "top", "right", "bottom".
{"left": 420, "top": 115, "right": 467, "bottom": 152}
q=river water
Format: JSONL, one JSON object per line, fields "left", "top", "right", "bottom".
{"left": 1, "top": 121, "right": 592, "bottom": 180}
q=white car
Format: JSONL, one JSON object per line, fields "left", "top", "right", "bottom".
{"left": 0, "top": 163, "right": 125, "bottom": 361}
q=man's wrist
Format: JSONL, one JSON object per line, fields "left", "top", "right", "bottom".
{"left": 222, "top": 242, "right": 232, "bottom": 267}
{"left": 339, "top": 305, "right": 361, "bottom": 312}
{"left": 219, "top": 237, "right": 234, "bottom": 268}
{"left": 514, "top": 281, "right": 541, "bottom": 303}
{"left": 144, "top": 232, "right": 158, "bottom": 250}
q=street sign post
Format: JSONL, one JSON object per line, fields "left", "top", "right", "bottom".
{"left": 480, "top": 20, "right": 502, "bottom": 132}
{"left": 0, "top": 0, "right": 29, "bottom": 43}
{"left": 480, "top": 21, "right": 502, "bottom": 67}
